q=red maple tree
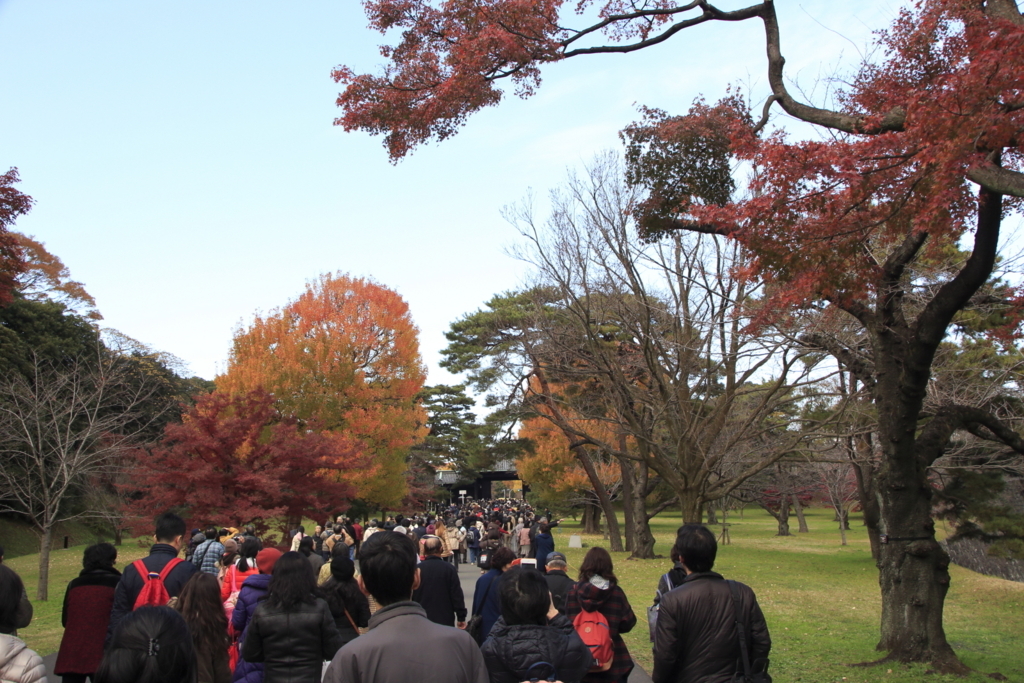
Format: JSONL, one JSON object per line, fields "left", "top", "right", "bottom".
{"left": 124, "top": 389, "right": 361, "bottom": 538}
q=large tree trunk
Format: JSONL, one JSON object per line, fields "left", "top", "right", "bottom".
{"left": 37, "top": 524, "right": 53, "bottom": 601}
{"left": 619, "top": 458, "right": 656, "bottom": 559}
{"left": 793, "top": 497, "right": 809, "bottom": 533}
{"left": 871, "top": 315, "right": 969, "bottom": 673}
{"left": 582, "top": 492, "right": 603, "bottom": 534}
{"left": 768, "top": 499, "right": 791, "bottom": 536}
{"left": 572, "top": 447, "right": 623, "bottom": 551}
{"left": 619, "top": 456, "right": 635, "bottom": 553}
{"left": 851, "top": 434, "right": 882, "bottom": 561}
{"left": 678, "top": 489, "right": 704, "bottom": 524}
{"left": 874, "top": 475, "right": 962, "bottom": 671}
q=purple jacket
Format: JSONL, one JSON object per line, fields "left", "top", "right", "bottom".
{"left": 231, "top": 573, "right": 271, "bottom": 683}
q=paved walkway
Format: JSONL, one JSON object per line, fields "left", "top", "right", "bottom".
{"left": 41, "top": 562, "right": 653, "bottom": 683}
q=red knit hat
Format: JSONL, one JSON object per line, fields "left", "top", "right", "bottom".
{"left": 256, "top": 548, "right": 282, "bottom": 573}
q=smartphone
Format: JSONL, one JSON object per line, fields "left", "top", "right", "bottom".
{"left": 520, "top": 558, "right": 537, "bottom": 568}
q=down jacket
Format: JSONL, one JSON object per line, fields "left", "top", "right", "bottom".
{"left": 651, "top": 572, "right": 770, "bottom": 683}
{"left": 240, "top": 597, "right": 343, "bottom": 683}
{"left": 231, "top": 573, "right": 271, "bottom": 683}
{"left": 481, "top": 614, "right": 593, "bottom": 683}
{"left": 0, "top": 635, "right": 46, "bottom": 683}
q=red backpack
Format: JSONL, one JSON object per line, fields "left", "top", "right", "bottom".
{"left": 573, "top": 608, "right": 614, "bottom": 672}
{"left": 132, "top": 558, "right": 183, "bottom": 610}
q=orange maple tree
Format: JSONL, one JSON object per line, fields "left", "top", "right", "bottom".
{"left": 517, "top": 415, "right": 618, "bottom": 509}
{"left": 218, "top": 273, "right": 427, "bottom": 510}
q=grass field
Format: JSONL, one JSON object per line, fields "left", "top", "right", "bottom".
{"left": 3, "top": 508, "right": 1022, "bottom": 682}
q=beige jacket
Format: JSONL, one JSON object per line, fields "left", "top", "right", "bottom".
{"left": 0, "top": 635, "right": 46, "bottom": 683}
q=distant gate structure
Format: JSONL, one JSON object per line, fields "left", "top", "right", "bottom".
{"left": 436, "top": 458, "right": 526, "bottom": 501}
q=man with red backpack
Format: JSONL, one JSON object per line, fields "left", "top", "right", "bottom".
{"left": 106, "top": 512, "right": 198, "bottom": 640}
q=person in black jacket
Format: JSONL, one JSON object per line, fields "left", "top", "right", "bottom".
{"left": 107, "top": 512, "right": 198, "bottom": 641}
{"left": 321, "top": 555, "right": 370, "bottom": 646}
{"left": 542, "top": 552, "right": 575, "bottom": 614}
{"left": 240, "top": 551, "right": 342, "bottom": 683}
{"left": 481, "top": 566, "right": 592, "bottom": 683}
{"left": 412, "top": 536, "right": 467, "bottom": 627}
{"left": 652, "top": 524, "right": 771, "bottom": 683}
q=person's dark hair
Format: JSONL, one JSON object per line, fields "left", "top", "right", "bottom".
{"left": 173, "top": 573, "right": 230, "bottom": 652}
{"left": 266, "top": 551, "right": 319, "bottom": 610}
{"left": 358, "top": 531, "right": 418, "bottom": 606}
{"left": 330, "top": 541, "right": 350, "bottom": 559}
{"left": 539, "top": 524, "right": 550, "bottom": 534}
{"left": 489, "top": 546, "right": 516, "bottom": 571}
{"left": 245, "top": 525, "right": 256, "bottom": 536}
{"left": 83, "top": 543, "right": 118, "bottom": 572}
{"left": 498, "top": 566, "right": 549, "bottom": 626}
{"left": 674, "top": 524, "right": 717, "bottom": 573}
{"left": 422, "top": 536, "right": 442, "bottom": 556}
{"left": 236, "top": 538, "right": 261, "bottom": 572}
{"left": 203, "top": 526, "right": 217, "bottom": 540}
{"left": 218, "top": 528, "right": 229, "bottom": 537}
{"left": 322, "top": 555, "right": 363, "bottom": 621}
{"left": 298, "top": 535, "right": 314, "bottom": 557}
{"left": 94, "top": 606, "right": 197, "bottom": 683}
{"left": 578, "top": 547, "right": 617, "bottom": 585}
{"left": 154, "top": 513, "right": 186, "bottom": 543}
{"left": 297, "top": 525, "right": 305, "bottom": 535}
{"left": 0, "top": 565, "right": 25, "bottom": 632}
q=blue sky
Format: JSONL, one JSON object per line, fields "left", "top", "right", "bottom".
{"left": 0, "top": 0, "right": 898, "bottom": 381}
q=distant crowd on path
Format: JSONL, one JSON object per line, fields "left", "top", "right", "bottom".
{"left": 0, "top": 498, "right": 772, "bottom": 683}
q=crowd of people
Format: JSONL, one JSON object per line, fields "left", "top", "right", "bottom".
{"left": 0, "top": 499, "right": 771, "bottom": 683}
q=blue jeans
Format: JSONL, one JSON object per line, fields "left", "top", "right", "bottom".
{"left": 468, "top": 547, "right": 479, "bottom": 564}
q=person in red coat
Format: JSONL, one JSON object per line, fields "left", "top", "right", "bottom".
{"left": 54, "top": 543, "right": 121, "bottom": 683}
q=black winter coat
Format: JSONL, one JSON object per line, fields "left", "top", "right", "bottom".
{"left": 481, "top": 614, "right": 593, "bottom": 683}
{"left": 412, "top": 555, "right": 467, "bottom": 626}
{"left": 240, "top": 597, "right": 343, "bottom": 683}
{"left": 543, "top": 570, "right": 575, "bottom": 614}
{"left": 107, "top": 544, "right": 198, "bottom": 641}
{"left": 651, "top": 572, "right": 770, "bottom": 683}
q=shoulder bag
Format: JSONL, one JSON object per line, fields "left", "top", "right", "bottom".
{"left": 727, "top": 581, "right": 772, "bottom": 683}
{"left": 647, "top": 572, "right": 673, "bottom": 641}
{"left": 466, "top": 574, "right": 495, "bottom": 643}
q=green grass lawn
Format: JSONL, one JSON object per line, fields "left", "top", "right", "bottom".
{"left": 4, "top": 508, "right": 1022, "bottom": 683}
{"left": 551, "top": 508, "right": 1024, "bottom": 683}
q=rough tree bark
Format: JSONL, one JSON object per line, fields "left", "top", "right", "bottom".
{"left": 619, "top": 457, "right": 656, "bottom": 559}
{"left": 581, "top": 491, "right": 603, "bottom": 535}
{"left": 793, "top": 498, "right": 809, "bottom": 533}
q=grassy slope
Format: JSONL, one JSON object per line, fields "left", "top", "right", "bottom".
{"left": 552, "top": 508, "right": 1024, "bottom": 683}
{"left": 4, "top": 508, "right": 1022, "bottom": 682}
